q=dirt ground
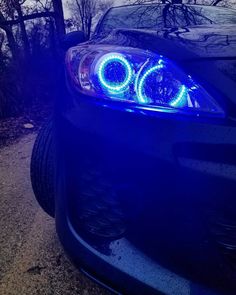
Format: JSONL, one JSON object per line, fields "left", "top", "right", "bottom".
{"left": 0, "top": 133, "right": 110, "bottom": 295}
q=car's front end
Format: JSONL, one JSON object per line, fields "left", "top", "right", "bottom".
{"left": 55, "top": 96, "right": 236, "bottom": 295}
{"left": 41, "top": 4, "right": 236, "bottom": 295}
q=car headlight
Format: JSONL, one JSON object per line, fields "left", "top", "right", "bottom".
{"left": 66, "top": 45, "right": 224, "bottom": 118}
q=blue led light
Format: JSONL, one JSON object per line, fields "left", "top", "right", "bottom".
{"left": 97, "top": 54, "right": 132, "bottom": 92}
{"left": 70, "top": 45, "right": 224, "bottom": 117}
{"left": 137, "top": 61, "right": 187, "bottom": 107}
{"left": 136, "top": 63, "right": 164, "bottom": 104}
{"left": 170, "top": 85, "right": 187, "bottom": 107}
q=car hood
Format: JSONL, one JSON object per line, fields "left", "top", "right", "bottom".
{"left": 96, "top": 24, "right": 236, "bottom": 60}
{"left": 157, "top": 24, "right": 236, "bottom": 59}
{"left": 95, "top": 24, "right": 236, "bottom": 110}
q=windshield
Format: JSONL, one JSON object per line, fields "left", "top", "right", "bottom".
{"left": 98, "top": 4, "right": 236, "bottom": 35}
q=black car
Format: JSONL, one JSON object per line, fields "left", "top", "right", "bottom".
{"left": 31, "top": 3, "right": 236, "bottom": 295}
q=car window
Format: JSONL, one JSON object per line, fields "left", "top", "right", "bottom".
{"left": 98, "top": 5, "right": 236, "bottom": 35}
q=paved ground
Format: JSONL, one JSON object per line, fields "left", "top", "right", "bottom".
{"left": 0, "top": 134, "right": 110, "bottom": 295}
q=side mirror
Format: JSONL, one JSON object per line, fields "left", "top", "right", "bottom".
{"left": 61, "top": 31, "right": 87, "bottom": 50}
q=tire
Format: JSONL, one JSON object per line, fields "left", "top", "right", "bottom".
{"left": 31, "top": 119, "right": 55, "bottom": 217}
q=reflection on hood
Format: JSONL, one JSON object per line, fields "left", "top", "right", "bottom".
{"left": 215, "top": 60, "right": 236, "bottom": 83}
{"left": 160, "top": 24, "right": 236, "bottom": 58}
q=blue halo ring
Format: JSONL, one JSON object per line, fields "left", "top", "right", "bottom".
{"left": 170, "top": 85, "right": 187, "bottom": 107}
{"left": 137, "top": 64, "right": 164, "bottom": 104}
{"left": 97, "top": 54, "right": 132, "bottom": 92}
{"left": 137, "top": 62, "right": 187, "bottom": 107}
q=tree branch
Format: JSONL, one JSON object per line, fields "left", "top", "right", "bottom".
{"left": 0, "top": 11, "right": 55, "bottom": 27}
{"left": 212, "top": 0, "right": 224, "bottom": 6}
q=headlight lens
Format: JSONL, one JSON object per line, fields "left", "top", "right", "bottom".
{"left": 66, "top": 45, "right": 224, "bottom": 118}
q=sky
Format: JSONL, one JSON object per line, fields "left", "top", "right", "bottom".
{"left": 62, "top": 0, "right": 127, "bottom": 18}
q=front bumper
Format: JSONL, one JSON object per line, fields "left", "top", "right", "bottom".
{"left": 55, "top": 90, "right": 236, "bottom": 295}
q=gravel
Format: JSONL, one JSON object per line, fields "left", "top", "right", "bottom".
{"left": 0, "top": 133, "right": 110, "bottom": 295}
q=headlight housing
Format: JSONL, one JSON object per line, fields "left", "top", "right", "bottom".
{"left": 66, "top": 45, "right": 224, "bottom": 118}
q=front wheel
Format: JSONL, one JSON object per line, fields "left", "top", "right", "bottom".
{"left": 30, "top": 119, "right": 55, "bottom": 217}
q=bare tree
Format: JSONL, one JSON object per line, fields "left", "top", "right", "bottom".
{"left": 0, "top": 0, "right": 32, "bottom": 56}
{"left": 0, "top": 0, "right": 66, "bottom": 59}
{"left": 52, "top": 0, "right": 66, "bottom": 39}
{"left": 67, "top": 0, "right": 114, "bottom": 38}
{"left": 0, "top": 30, "right": 5, "bottom": 61}
{"left": 0, "top": 10, "right": 18, "bottom": 59}
{"left": 12, "top": 0, "right": 31, "bottom": 56}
